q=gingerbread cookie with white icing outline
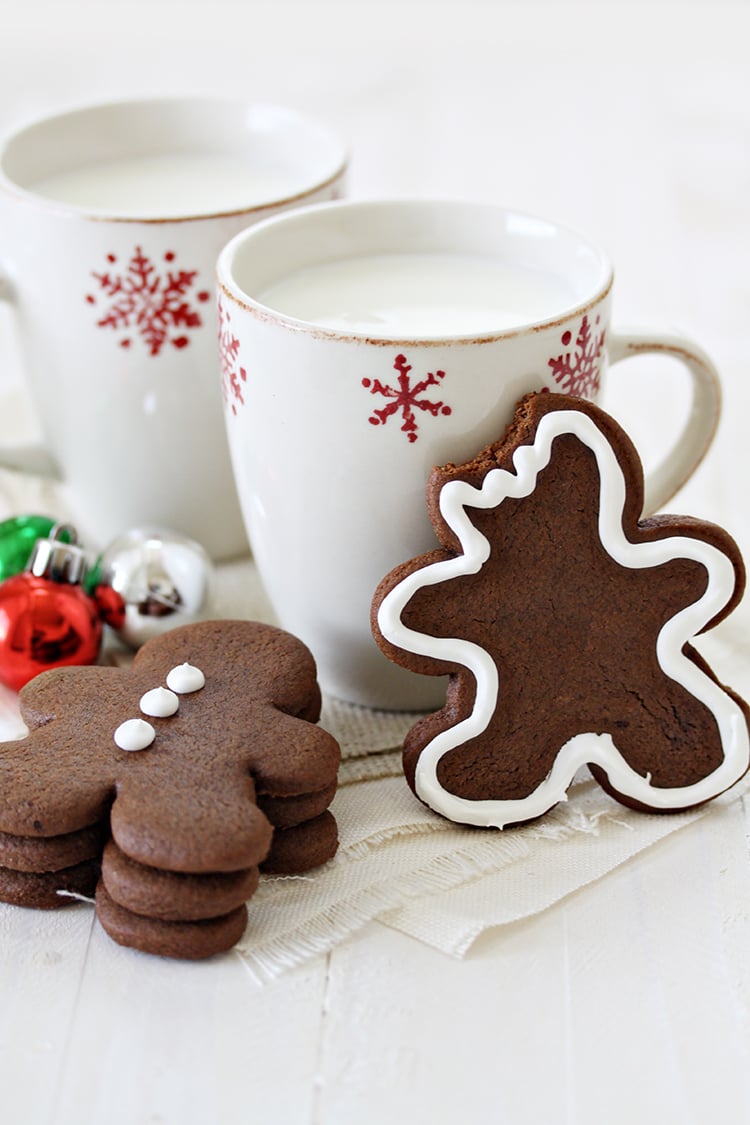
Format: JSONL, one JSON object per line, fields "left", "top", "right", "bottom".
{"left": 0, "top": 619, "right": 340, "bottom": 958}
{"left": 372, "top": 392, "right": 750, "bottom": 828}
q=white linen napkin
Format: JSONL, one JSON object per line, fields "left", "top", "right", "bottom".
{"left": 236, "top": 696, "right": 740, "bottom": 981}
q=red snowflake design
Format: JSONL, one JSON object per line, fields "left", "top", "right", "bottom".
{"left": 218, "top": 297, "right": 247, "bottom": 415}
{"left": 361, "top": 353, "right": 452, "bottom": 444}
{"left": 86, "top": 247, "right": 210, "bottom": 356}
{"left": 546, "top": 314, "right": 605, "bottom": 399}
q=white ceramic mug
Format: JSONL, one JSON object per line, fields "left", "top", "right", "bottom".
{"left": 0, "top": 97, "right": 347, "bottom": 560}
{"left": 217, "top": 199, "right": 721, "bottom": 709}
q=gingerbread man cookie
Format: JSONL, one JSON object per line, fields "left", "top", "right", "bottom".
{"left": 0, "top": 619, "right": 340, "bottom": 958}
{"left": 372, "top": 393, "right": 750, "bottom": 828}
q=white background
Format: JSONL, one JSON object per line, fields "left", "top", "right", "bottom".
{"left": 1, "top": 3, "right": 749, "bottom": 1123}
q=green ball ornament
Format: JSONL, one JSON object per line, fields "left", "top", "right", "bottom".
{"left": 0, "top": 515, "right": 72, "bottom": 581}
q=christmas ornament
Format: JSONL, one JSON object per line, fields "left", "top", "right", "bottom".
{"left": 0, "top": 524, "right": 102, "bottom": 692}
{"left": 0, "top": 515, "right": 72, "bottom": 582}
{"left": 93, "top": 527, "right": 214, "bottom": 650}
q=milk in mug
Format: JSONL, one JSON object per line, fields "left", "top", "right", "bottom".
{"left": 31, "top": 152, "right": 315, "bottom": 218}
{"left": 257, "top": 252, "right": 579, "bottom": 337}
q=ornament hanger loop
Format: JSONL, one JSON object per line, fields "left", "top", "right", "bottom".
{"left": 28, "top": 523, "right": 90, "bottom": 585}
{"left": 49, "top": 522, "right": 78, "bottom": 546}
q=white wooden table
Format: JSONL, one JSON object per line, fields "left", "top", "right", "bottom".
{"left": 1, "top": 3, "right": 749, "bottom": 1121}
{"left": 1, "top": 799, "right": 749, "bottom": 1123}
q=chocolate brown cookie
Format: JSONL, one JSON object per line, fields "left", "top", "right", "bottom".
{"left": 372, "top": 392, "right": 750, "bottom": 827}
{"left": 95, "top": 883, "right": 248, "bottom": 961}
{"left": 100, "top": 841, "right": 260, "bottom": 923}
{"left": 0, "top": 859, "right": 100, "bottom": 909}
{"left": 261, "top": 811, "right": 339, "bottom": 875}
{"left": 0, "top": 824, "right": 106, "bottom": 873}
{"left": 0, "top": 619, "right": 340, "bottom": 957}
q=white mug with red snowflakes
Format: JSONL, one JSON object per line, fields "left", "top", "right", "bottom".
{"left": 0, "top": 97, "right": 347, "bottom": 559}
{"left": 218, "top": 199, "right": 721, "bottom": 709}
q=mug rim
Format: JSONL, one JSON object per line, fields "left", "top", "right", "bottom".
{"left": 0, "top": 95, "right": 349, "bottom": 225}
{"left": 217, "top": 198, "right": 615, "bottom": 347}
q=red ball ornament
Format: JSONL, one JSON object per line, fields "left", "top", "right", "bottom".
{"left": 0, "top": 525, "right": 102, "bottom": 692}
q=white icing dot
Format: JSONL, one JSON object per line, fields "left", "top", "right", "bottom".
{"left": 114, "top": 718, "right": 155, "bottom": 752}
{"left": 166, "top": 662, "right": 205, "bottom": 694}
{"left": 140, "top": 686, "right": 179, "bottom": 718}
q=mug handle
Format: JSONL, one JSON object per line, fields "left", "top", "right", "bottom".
{"left": 608, "top": 329, "right": 721, "bottom": 515}
{"left": 0, "top": 269, "right": 60, "bottom": 477}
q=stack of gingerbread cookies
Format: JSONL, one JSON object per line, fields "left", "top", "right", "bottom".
{"left": 0, "top": 620, "right": 340, "bottom": 959}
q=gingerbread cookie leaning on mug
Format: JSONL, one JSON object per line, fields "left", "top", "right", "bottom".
{"left": 372, "top": 392, "right": 750, "bottom": 828}
{"left": 0, "top": 620, "right": 340, "bottom": 959}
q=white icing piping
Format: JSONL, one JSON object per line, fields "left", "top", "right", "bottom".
{"left": 140, "top": 686, "right": 179, "bottom": 718}
{"left": 111, "top": 665, "right": 206, "bottom": 753}
{"left": 166, "top": 662, "right": 205, "bottom": 694}
{"left": 114, "top": 718, "right": 156, "bottom": 752}
{"left": 377, "top": 409, "right": 749, "bottom": 827}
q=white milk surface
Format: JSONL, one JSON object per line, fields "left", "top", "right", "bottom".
{"left": 31, "top": 152, "right": 304, "bottom": 216}
{"left": 257, "top": 253, "right": 578, "bottom": 337}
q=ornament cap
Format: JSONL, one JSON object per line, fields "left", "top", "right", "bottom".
{"left": 28, "top": 524, "right": 91, "bottom": 586}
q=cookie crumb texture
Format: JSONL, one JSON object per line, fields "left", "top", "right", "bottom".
{"left": 372, "top": 393, "right": 750, "bottom": 828}
{"left": 0, "top": 620, "right": 340, "bottom": 959}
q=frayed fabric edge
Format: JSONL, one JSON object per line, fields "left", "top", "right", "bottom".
{"left": 234, "top": 809, "right": 619, "bottom": 983}
{"left": 235, "top": 796, "right": 720, "bottom": 983}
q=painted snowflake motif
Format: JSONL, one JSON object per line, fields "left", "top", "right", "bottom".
{"left": 361, "top": 353, "right": 452, "bottom": 444}
{"left": 86, "top": 247, "right": 210, "bottom": 356}
{"left": 218, "top": 297, "right": 247, "bottom": 415}
{"left": 546, "top": 314, "right": 605, "bottom": 399}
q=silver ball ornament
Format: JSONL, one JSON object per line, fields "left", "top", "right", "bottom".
{"left": 96, "top": 527, "right": 214, "bottom": 649}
